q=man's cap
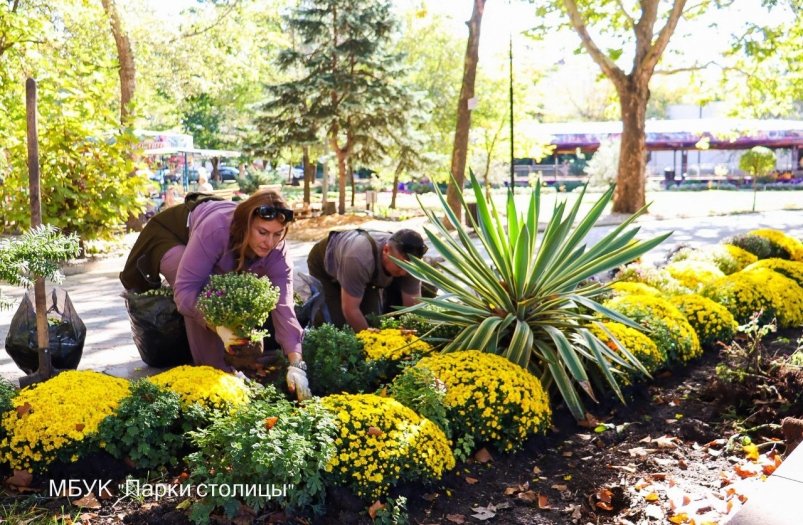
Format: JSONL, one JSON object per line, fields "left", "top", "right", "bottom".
{"left": 389, "top": 229, "right": 428, "bottom": 258}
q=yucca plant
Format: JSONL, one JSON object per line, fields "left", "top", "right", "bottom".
{"left": 394, "top": 172, "right": 670, "bottom": 420}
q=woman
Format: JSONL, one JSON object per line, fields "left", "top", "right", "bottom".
{"left": 120, "top": 190, "right": 310, "bottom": 400}
{"left": 197, "top": 174, "right": 213, "bottom": 193}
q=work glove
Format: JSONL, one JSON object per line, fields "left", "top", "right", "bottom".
{"left": 215, "top": 325, "right": 248, "bottom": 353}
{"left": 286, "top": 364, "right": 312, "bottom": 401}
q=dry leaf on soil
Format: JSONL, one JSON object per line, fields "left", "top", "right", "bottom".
{"left": 73, "top": 492, "right": 101, "bottom": 509}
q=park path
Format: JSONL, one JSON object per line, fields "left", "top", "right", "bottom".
{"left": 1, "top": 208, "right": 801, "bottom": 384}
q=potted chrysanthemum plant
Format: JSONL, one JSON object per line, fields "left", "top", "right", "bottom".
{"left": 196, "top": 273, "right": 280, "bottom": 367}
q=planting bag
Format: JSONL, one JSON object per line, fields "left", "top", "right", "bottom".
{"left": 294, "top": 272, "right": 329, "bottom": 328}
{"left": 122, "top": 290, "right": 192, "bottom": 368}
{"left": 5, "top": 289, "right": 85, "bottom": 374}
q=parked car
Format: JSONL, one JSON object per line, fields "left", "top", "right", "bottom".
{"left": 216, "top": 165, "right": 239, "bottom": 182}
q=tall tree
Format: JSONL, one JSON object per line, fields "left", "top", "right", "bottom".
{"left": 555, "top": 0, "right": 688, "bottom": 213}
{"left": 101, "top": 0, "right": 135, "bottom": 125}
{"left": 258, "top": 0, "right": 412, "bottom": 214}
{"left": 447, "top": 0, "right": 486, "bottom": 223}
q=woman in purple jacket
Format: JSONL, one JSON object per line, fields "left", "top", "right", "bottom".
{"left": 121, "top": 190, "right": 310, "bottom": 400}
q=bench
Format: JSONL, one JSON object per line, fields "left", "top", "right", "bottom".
{"left": 258, "top": 184, "right": 283, "bottom": 194}
{"left": 211, "top": 188, "right": 235, "bottom": 200}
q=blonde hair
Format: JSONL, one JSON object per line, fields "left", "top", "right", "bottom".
{"left": 229, "top": 190, "right": 291, "bottom": 271}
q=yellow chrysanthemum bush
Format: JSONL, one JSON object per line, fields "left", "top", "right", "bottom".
{"left": 148, "top": 365, "right": 250, "bottom": 419}
{"left": 588, "top": 322, "right": 666, "bottom": 383}
{"left": 748, "top": 228, "right": 803, "bottom": 262}
{"left": 665, "top": 260, "right": 725, "bottom": 291}
{"left": 0, "top": 371, "right": 130, "bottom": 472}
{"left": 744, "top": 258, "right": 803, "bottom": 288}
{"left": 356, "top": 328, "right": 434, "bottom": 365}
{"left": 669, "top": 294, "right": 739, "bottom": 349}
{"left": 411, "top": 350, "right": 551, "bottom": 453}
{"left": 703, "top": 268, "right": 803, "bottom": 327}
{"left": 615, "top": 262, "right": 690, "bottom": 295}
{"left": 321, "top": 393, "right": 455, "bottom": 500}
{"left": 608, "top": 281, "right": 663, "bottom": 298}
{"left": 603, "top": 295, "right": 702, "bottom": 365}
{"left": 669, "top": 244, "right": 757, "bottom": 275}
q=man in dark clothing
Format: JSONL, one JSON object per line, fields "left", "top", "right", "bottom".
{"left": 307, "top": 229, "right": 427, "bottom": 332}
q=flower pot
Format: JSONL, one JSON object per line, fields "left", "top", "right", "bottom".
{"left": 223, "top": 339, "right": 264, "bottom": 370}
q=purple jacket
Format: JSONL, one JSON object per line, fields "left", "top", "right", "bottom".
{"left": 173, "top": 201, "right": 303, "bottom": 355}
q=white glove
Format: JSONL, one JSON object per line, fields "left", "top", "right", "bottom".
{"left": 215, "top": 325, "right": 247, "bottom": 352}
{"left": 286, "top": 365, "right": 311, "bottom": 401}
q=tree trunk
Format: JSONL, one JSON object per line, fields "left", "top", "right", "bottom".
{"left": 101, "top": 0, "right": 136, "bottom": 126}
{"left": 612, "top": 81, "right": 649, "bottom": 213}
{"left": 349, "top": 158, "right": 356, "bottom": 208}
{"left": 446, "top": 0, "right": 486, "bottom": 224}
{"left": 391, "top": 161, "right": 402, "bottom": 209}
{"left": 302, "top": 146, "right": 312, "bottom": 205}
{"left": 210, "top": 157, "right": 220, "bottom": 183}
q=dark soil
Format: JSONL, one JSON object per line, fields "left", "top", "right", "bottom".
{"left": 2, "top": 329, "right": 802, "bottom": 525}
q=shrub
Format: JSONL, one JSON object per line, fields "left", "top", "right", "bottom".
{"left": 356, "top": 328, "right": 433, "bottom": 362}
{"left": 388, "top": 366, "right": 451, "bottom": 438}
{"left": 0, "top": 379, "right": 17, "bottom": 445}
{"left": 302, "top": 324, "right": 378, "bottom": 396}
{"left": 395, "top": 172, "right": 669, "bottom": 420}
{"left": 413, "top": 350, "right": 551, "bottom": 452}
{"left": 669, "top": 294, "right": 738, "bottom": 348}
{"left": 188, "top": 387, "right": 337, "bottom": 522}
{"left": 743, "top": 258, "right": 803, "bottom": 287}
{"left": 96, "top": 380, "right": 184, "bottom": 470}
{"left": 321, "top": 393, "right": 455, "bottom": 500}
{"left": 720, "top": 244, "right": 760, "bottom": 273}
{"left": 148, "top": 365, "right": 250, "bottom": 418}
{"left": 701, "top": 271, "right": 778, "bottom": 325}
{"left": 603, "top": 295, "right": 702, "bottom": 365}
{"left": 608, "top": 281, "right": 663, "bottom": 298}
{"left": 726, "top": 233, "right": 782, "bottom": 260}
{"left": 589, "top": 322, "right": 666, "bottom": 382}
{"left": 615, "top": 262, "right": 690, "bottom": 295}
{"left": 379, "top": 307, "right": 462, "bottom": 344}
{"left": 0, "top": 371, "right": 129, "bottom": 472}
{"left": 665, "top": 260, "right": 725, "bottom": 291}
{"left": 196, "top": 272, "right": 280, "bottom": 341}
{"left": 748, "top": 229, "right": 803, "bottom": 262}
{"left": 704, "top": 268, "right": 803, "bottom": 328}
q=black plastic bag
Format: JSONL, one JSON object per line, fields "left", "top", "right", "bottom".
{"left": 122, "top": 289, "right": 192, "bottom": 368}
{"left": 4, "top": 289, "right": 86, "bottom": 374}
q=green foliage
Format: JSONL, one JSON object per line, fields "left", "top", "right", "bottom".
{"left": 96, "top": 380, "right": 184, "bottom": 470}
{"left": 715, "top": 312, "right": 777, "bottom": 384}
{"left": 234, "top": 170, "right": 274, "bottom": 195}
{"left": 395, "top": 172, "right": 668, "bottom": 420}
{"left": 374, "top": 496, "right": 409, "bottom": 525}
{"left": 739, "top": 146, "right": 776, "bottom": 179}
{"left": 726, "top": 234, "right": 784, "bottom": 260}
{"left": 196, "top": 273, "right": 280, "bottom": 340}
{"left": 0, "top": 225, "right": 80, "bottom": 309}
{"left": 186, "top": 388, "right": 337, "bottom": 523}
{"left": 302, "top": 324, "right": 378, "bottom": 396}
{"left": 0, "top": 1, "right": 148, "bottom": 240}
{"left": 388, "top": 366, "right": 451, "bottom": 438}
{"left": 380, "top": 307, "right": 462, "bottom": 345}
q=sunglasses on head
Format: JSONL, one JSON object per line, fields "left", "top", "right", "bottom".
{"left": 255, "top": 205, "right": 294, "bottom": 222}
{"left": 400, "top": 242, "right": 428, "bottom": 258}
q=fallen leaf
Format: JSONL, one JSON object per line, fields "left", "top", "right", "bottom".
{"left": 532, "top": 466, "right": 542, "bottom": 475}
{"left": 264, "top": 416, "right": 279, "bottom": 430}
{"left": 367, "top": 426, "right": 383, "bottom": 436}
{"left": 645, "top": 504, "right": 665, "bottom": 520}
{"left": 446, "top": 514, "right": 465, "bottom": 524}
{"left": 474, "top": 448, "right": 493, "bottom": 463}
{"left": 73, "top": 492, "right": 101, "bottom": 509}
{"left": 368, "top": 501, "right": 385, "bottom": 519}
{"left": 595, "top": 501, "right": 614, "bottom": 511}
{"left": 577, "top": 413, "right": 601, "bottom": 428}
{"left": 465, "top": 476, "right": 478, "bottom": 485}
{"left": 176, "top": 499, "right": 192, "bottom": 510}
{"left": 79, "top": 513, "right": 98, "bottom": 522}
{"left": 561, "top": 451, "right": 573, "bottom": 457}
{"left": 5, "top": 470, "right": 33, "bottom": 489}
{"left": 421, "top": 492, "right": 438, "bottom": 502}
{"left": 517, "top": 490, "right": 538, "bottom": 504}
{"left": 742, "top": 443, "right": 759, "bottom": 461}
{"left": 504, "top": 486, "right": 518, "bottom": 496}
{"left": 654, "top": 435, "right": 678, "bottom": 449}
{"left": 551, "top": 483, "right": 568, "bottom": 491}
{"left": 644, "top": 492, "right": 660, "bottom": 502}
{"left": 596, "top": 487, "right": 613, "bottom": 504}
{"left": 537, "top": 493, "right": 551, "bottom": 509}
{"left": 668, "top": 513, "right": 690, "bottom": 524}
{"left": 16, "top": 402, "right": 32, "bottom": 417}
{"left": 470, "top": 505, "right": 497, "bottom": 520}
{"left": 75, "top": 423, "right": 85, "bottom": 432}
{"left": 628, "top": 446, "right": 654, "bottom": 457}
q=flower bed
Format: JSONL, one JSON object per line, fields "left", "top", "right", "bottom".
{"left": 0, "top": 371, "right": 129, "bottom": 472}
